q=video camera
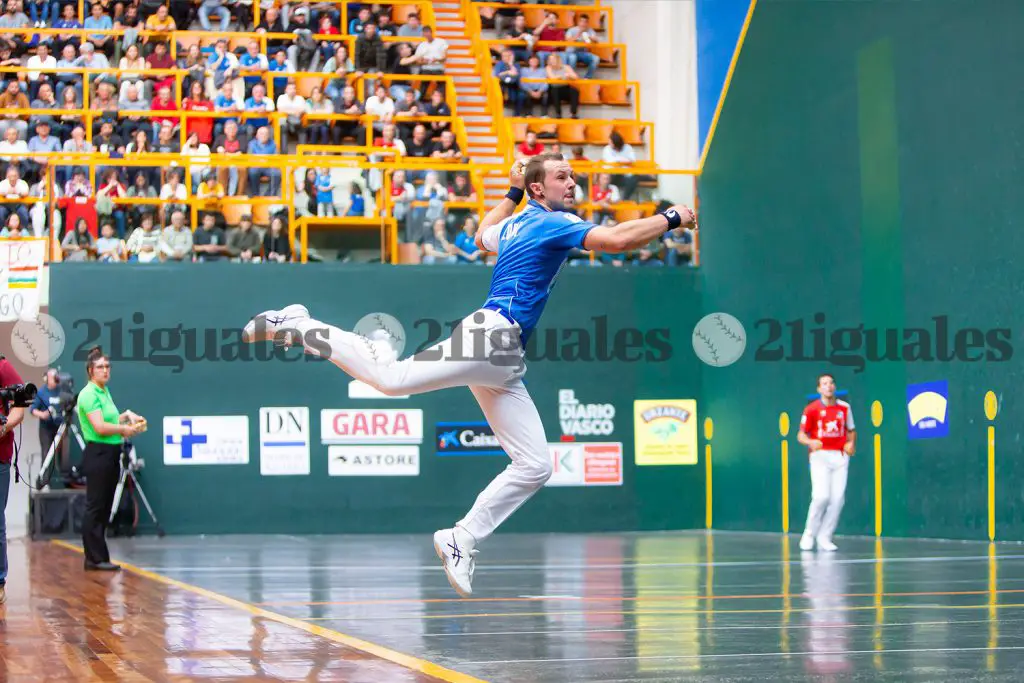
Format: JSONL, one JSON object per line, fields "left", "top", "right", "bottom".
{"left": 55, "top": 371, "right": 76, "bottom": 414}
{"left": 0, "top": 383, "right": 36, "bottom": 408}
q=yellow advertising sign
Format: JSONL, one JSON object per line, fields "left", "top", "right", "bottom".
{"left": 634, "top": 399, "right": 698, "bottom": 465}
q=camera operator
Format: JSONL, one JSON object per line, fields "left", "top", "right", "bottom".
{"left": 0, "top": 354, "right": 27, "bottom": 604}
{"left": 76, "top": 347, "right": 146, "bottom": 572}
{"left": 31, "top": 369, "right": 68, "bottom": 479}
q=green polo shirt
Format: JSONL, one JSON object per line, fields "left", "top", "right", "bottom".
{"left": 77, "top": 381, "right": 122, "bottom": 445}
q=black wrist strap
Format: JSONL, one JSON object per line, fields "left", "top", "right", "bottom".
{"left": 505, "top": 187, "right": 525, "bottom": 204}
{"left": 658, "top": 209, "right": 682, "bottom": 230}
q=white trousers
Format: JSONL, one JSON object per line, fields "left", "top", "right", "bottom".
{"left": 293, "top": 309, "right": 552, "bottom": 544}
{"left": 802, "top": 450, "right": 849, "bottom": 542}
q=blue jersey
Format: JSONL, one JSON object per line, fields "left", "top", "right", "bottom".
{"left": 481, "top": 200, "right": 597, "bottom": 342}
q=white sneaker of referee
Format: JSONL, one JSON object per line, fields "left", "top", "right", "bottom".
{"left": 797, "top": 374, "right": 856, "bottom": 553}
{"left": 243, "top": 156, "right": 696, "bottom": 596}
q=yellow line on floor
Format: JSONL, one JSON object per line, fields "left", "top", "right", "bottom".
{"left": 50, "top": 540, "right": 486, "bottom": 683}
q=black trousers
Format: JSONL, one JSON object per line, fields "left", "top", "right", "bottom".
{"left": 81, "top": 442, "right": 121, "bottom": 565}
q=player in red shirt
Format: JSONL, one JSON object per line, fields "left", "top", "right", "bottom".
{"left": 0, "top": 355, "right": 27, "bottom": 604}
{"left": 797, "top": 373, "right": 856, "bottom": 552}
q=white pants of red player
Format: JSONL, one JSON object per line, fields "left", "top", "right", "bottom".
{"left": 802, "top": 450, "right": 849, "bottom": 543}
{"left": 292, "top": 308, "right": 551, "bottom": 544}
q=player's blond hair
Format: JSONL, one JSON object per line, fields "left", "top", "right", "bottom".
{"left": 524, "top": 153, "right": 566, "bottom": 199}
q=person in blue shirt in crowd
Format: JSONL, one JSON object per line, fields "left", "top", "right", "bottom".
{"left": 242, "top": 153, "right": 695, "bottom": 598}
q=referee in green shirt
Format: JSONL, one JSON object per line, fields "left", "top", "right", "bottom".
{"left": 76, "top": 347, "right": 147, "bottom": 571}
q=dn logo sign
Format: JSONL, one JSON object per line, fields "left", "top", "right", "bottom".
{"left": 262, "top": 407, "right": 306, "bottom": 436}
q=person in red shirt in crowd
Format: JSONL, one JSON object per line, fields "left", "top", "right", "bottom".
{"left": 534, "top": 11, "right": 566, "bottom": 65}
{"left": 182, "top": 81, "right": 214, "bottom": 146}
{"left": 150, "top": 85, "right": 179, "bottom": 140}
{"left": 0, "top": 355, "right": 27, "bottom": 605}
{"left": 516, "top": 131, "right": 544, "bottom": 159}
{"left": 797, "top": 373, "right": 856, "bottom": 552}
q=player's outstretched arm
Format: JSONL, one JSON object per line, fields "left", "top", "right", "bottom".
{"left": 582, "top": 204, "right": 696, "bottom": 253}
{"left": 477, "top": 161, "right": 528, "bottom": 250}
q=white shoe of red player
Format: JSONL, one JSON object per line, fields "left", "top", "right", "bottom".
{"left": 799, "top": 534, "right": 815, "bottom": 551}
{"left": 433, "top": 526, "right": 478, "bottom": 597}
{"left": 816, "top": 537, "right": 838, "bottom": 552}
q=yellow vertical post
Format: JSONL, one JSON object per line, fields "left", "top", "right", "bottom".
{"left": 872, "top": 400, "right": 883, "bottom": 537}
{"left": 985, "top": 391, "right": 998, "bottom": 541}
{"left": 779, "top": 412, "right": 790, "bottom": 533}
{"left": 988, "top": 542, "right": 998, "bottom": 670}
{"left": 780, "top": 534, "right": 791, "bottom": 653}
{"left": 704, "top": 417, "right": 713, "bottom": 530}
{"left": 873, "top": 537, "right": 884, "bottom": 670}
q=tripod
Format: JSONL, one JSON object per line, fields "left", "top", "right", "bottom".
{"left": 36, "top": 409, "right": 86, "bottom": 490}
{"left": 109, "top": 442, "right": 165, "bottom": 537}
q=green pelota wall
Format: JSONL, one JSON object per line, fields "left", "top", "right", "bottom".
{"left": 697, "top": 0, "right": 1023, "bottom": 540}
{"left": 49, "top": 264, "right": 705, "bottom": 535}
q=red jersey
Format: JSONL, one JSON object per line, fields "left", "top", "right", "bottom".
{"left": 183, "top": 98, "right": 214, "bottom": 144}
{"left": 0, "top": 358, "right": 24, "bottom": 464}
{"left": 800, "top": 399, "right": 855, "bottom": 452}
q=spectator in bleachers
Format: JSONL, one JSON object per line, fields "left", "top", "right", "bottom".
{"left": 25, "top": 44, "right": 56, "bottom": 101}
{"left": 364, "top": 82, "right": 394, "bottom": 134}
{"left": 544, "top": 53, "right": 579, "bottom": 118}
{"left": 246, "top": 125, "right": 281, "bottom": 196}
{"left": 316, "top": 14, "right": 341, "bottom": 64}
{"left": 390, "top": 168, "right": 414, "bottom": 239}
{"left": 154, "top": 121, "right": 179, "bottom": 154}
{"left": 494, "top": 49, "right": 524, "bottom": 116}
{"left": 53, "top": 4, "right": 82, "bottom": 53}
{"left": 354, "top": 21, "right": 387, "bottom": 82}
{"left": 93, "top": 119, "right": 124, "bottom": 155}
{"left": 483, "top": 0, "right": 523, "bottom": 35}
{"left": 431, "top": 129, "right": 461, "bottom": 161}
{"left": 405, "top": 122, "right": 432, "bottom": 158}
{"left": 501, "top": 13, "right": 533, "bottom": 63}
{"left": 333, "top": 84, "right": 364, "bottom": 144}
{"left": 178, "top": 44, "right": 206, "bottom": 97}
{"left": 61, "top": 217, "right": 94, "bottom": 260}
{"left": 0, "top": 126, "right": 27, "bottom": 167}
{"left": 118, "top": 43, "right": 147, "bottom": 100}
{"left": 564, "top": 13, "right": 599, "bottom": 79}
{"left": 56, "top": 85, "right": 81, "bottom": 142}
{"left": 54, "top": 44, "right": 78, "bottom": 99}
{"left": 227, "top": 215, "right": 262, "bottom": 261}
{"left": 263, "top": 215, "right": 291, "bottom": 262}
{"left": 0, "top": 42, "right": 18, "bottom": 78}
{"left": 97, "top": 168, "right": 128, "bottom": 237}
{"left": 124, "top": 127, "right": 150, "bottom": 156}
{"left": 150, "top": 84, "right": 178, "bottom": 138}
{"left": 393, "top": 87, "right": 424, "bottom": 138}
{"left": 664, "top": 227, "right": 694, "bottom": 267}
{"left": 28, "top": 177, "right": 50, "bottom": 236}
{"left": 590, "top": 172, "right": 619, "bottom": 223}
{"left": 199, "top": 0, "right": 231, "bottom": 32}
{"left": 446, "top": 172, "right": 475, "bottom": 232}
{"left": 602, "top": 130, "right": 649, "bottom": 200}
{"left": 213, "top": 80, "right": 242, "bottom": 138}
{"left": 294, "top": 168, "right": 318, "bottom": 216}
{"left": 376, "top": 10, "right": 398, "bottom": 40}
{"left": 322, "top": 44, "right": 352, "bottom": 100}
{"left": 389, "top": 43, "right": 419, "bottom": 100}
{"left": 118, "top": 83, "right": 148, "bottom": 139}
{"left": 256, "top": 6, "right": 286, "bottom": 57}
{"left": 182, "top": 81, "right": 214, "bottom": 145}
{"left": 239, "top": 40, "right": 268, "bottom": 96}
{"left": 314, "top": 166, "right": 335, "bottom": 216}
{"left": 411, "top": 170, "right": 447, "bottom": 240}
{"left": 159, "top": 169, "right": 187, "bottom": 222}
{"left": 397, "top": 12, "right": 423, "bottom": 38}
{"left": 0, "top": 165, "right": 28, "bottom": 225}
{"left": 0, "top": 79, "right": 29, "bottom": 140}
{"left": 91, "top": 81, "right": 118, "bottom": 125}
{"left": 182, "top": 132, "right": 211, "bottom": 190}
{"left": 26, "top": 120, "right": 59, "bottom": 181}
{"left": 116, "top": 4, "right": 143, "bottom": 52}
{"left": 375, "top": 122, "right": 406, "bottom": 154}
{"left": 533, "top": 11, "right": 566, "bottom": 65}
{"left": 213, "top": 119, "right": 245, "bottom": 195}
{"left": 192, "top": 212, "right": 228, "bottom": 261}
{"left": 62, "top": 166, "right": 91, "bottom": 198}
{"left": 142, "top": 4, "right": 176, "bottom": 47}
{"left": 348, "top": 6, "right": 372, "bottom": 35}
{"left": 516, "top": 130, "right": 544, "bottom": 158}
{"left": 453, "top": 215, "right": 481, "bottom": 264}
{"left": 634, "top": 238, "right": 665, "bottom": 267}
{"left": 268, "top": 48, "right": 292, "bottom": 97}
{"left": 423, "top": 88, "right": 450, "bottom": 138}
{"left": 63, "top": 124, "right": 92, "bottom": 156}
{"left": 207, "top": 39, "right": 241, "bottom": 98}
{"left": 519, "top": 54, "right": 548, "bottom": 117}
{"left": 144, "top": 41, "right": 174, "bottom": 95}
{"left": 83, "top": 3, "right": 113, "bottom": 57}
{"left": 342, "top": 181, "right": 366, "bottom": 217}
{"left": 276, "top": 79, "right": 307, "bottom": 151}
{"left": 421, "top": 217, "right": 455, "bottom": 264}
{"left": 125, "top": 212, "right": 161, "bottom": 263}
{"left": 412, "top": 26, "right": 448, "bottom": 96}
{"left": 160, "top": 209, "right": 193, "bottom": 262}
{"left": 286, "top": 8, "right": 320, "bottom": 71}
{"left": 306, "top": 86, "right": 333, "bottom": 145}
{"left": 243, "top": 83, "right": 274, "bottom": 137}
{"left": 95, "top": 221, "right": 122, "bottom": 261}
{"left": 196, "top": 170, "right": 225, "bottom": 212}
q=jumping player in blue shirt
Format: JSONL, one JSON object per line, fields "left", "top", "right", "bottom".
{"left": 243, "top": 153, "right": 696, "bottom": 596}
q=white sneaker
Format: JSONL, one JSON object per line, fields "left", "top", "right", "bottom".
{"left": 242, "top": 304, "right": 310, "bottom": 344}
{"left": 816, "top": 537, "right": 838, "bottom": 552}
{"left": 799, "top": 534, "right": 814, "bottom": 551}
{"left": 433, "top": 527, "right": 478, "bottom": 597}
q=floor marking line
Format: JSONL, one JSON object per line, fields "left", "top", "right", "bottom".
{"left": 251, "top": 586, "right": 1024, "bottom": 607}
{"left": 459, "top": 645, "right": 1024, "bottom": 666}
{"left": 50, "top": 540, "right": 486, "bottom": 683}
{"left": 300, "top": 602, "right": 1024, "bottom": 622}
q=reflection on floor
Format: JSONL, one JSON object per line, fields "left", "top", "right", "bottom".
{"left": 4, "top": 532, "right": 1023, "bottom": 682}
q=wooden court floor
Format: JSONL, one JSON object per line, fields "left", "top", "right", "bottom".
{"left": 3, "top": 531, "right": 1024, "bottom": 681}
